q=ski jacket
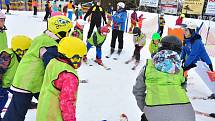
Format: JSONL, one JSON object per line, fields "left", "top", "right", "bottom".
{"left": 181, "top": 38, "right": 199, "bottom": 64}
{"left": 5, "top": 0, "right": 10, "bottom": 5}
{"left": 133, "top": 33, "right": 146, "bottom": 47}
{"left": 112, "top": 8, "right": 127, "bottom": 31}
{"left": 0, "top": 30, "right": 8, "bottom": 51}
{"left": 84, "top": 5, "right": 107, "bottom": 24}
{"left": 37, "top": 58, "right": 79, "bottom": 121}
{"left": 32, "top": 1, "right": 38, "bottom": 7}
{"left": 12, "top": 32, "right": 58, "bottom": 93}
{"left": 0, "top": 49, "right": 19, "bottom": 88}
{"left": 131, "top": 11, "right": 138, "bottom": 24}
{"left": 184, "top": 34, "right": 212, "bottom": 68}
{"left": 149, "top": 40, "right": 159, "bottom": 55}
{"left": 176, "top": 17, "right": 183, "bottom": 25}
{"left": 87, "top": 31, "right": 106, "bottom": 47}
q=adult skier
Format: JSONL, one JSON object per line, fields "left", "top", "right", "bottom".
{"left": 84, "top": 1, "right": 107, "bottom": 39}
{"left": 109, "top": 2, "right": 127, "bottom": 56}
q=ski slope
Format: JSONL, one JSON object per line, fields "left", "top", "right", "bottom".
{"left": 1, "top": 10, "right": 215, "bottom": 121}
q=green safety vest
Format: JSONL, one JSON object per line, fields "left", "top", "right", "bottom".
{"left": 135, "top": 34, "right": 146, "bottom": 46}
{"left": 36, "top": 58, "right": 79, "bottom": 121}
{"left": 0, "top": 31, "right": 8, "bottom": 51}
{"left": 145, "top": 60, "right": 190, "bottom": 106}
{"left": 12, "top": 34, "right": 58, "bottom": 93}
{"left": 87, "top": 31, "right": 106, "bottom": 46}
{"left": 149, "top": 40, "right": 159, "bottom": 54}
{"left": 1, "top": 49, "right": 19, "bottom": 88}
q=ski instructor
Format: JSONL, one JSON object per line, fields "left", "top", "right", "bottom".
{"left": 109, "top": 2, "right": 127, "bottom": 56}
{"left": 84, "top": 0, "right": 107, "bottom": 40}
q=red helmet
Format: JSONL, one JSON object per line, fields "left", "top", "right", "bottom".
{"left": 100, "top": 26, "right": 110, "bottom": 36}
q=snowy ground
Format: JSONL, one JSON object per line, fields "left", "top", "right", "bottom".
{"left": 1, "top": 10, "right": 215, "bottom": 121}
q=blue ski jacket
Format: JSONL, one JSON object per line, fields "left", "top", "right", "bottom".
{"left": 183, "top": 34, "right": 212, "bottom": 67}
{"left": 112, "top": 8, "right": 127, "bottom": 32}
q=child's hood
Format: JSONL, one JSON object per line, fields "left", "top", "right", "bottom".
{"left": 152, "top": 50, "right": 181, "bottom": 74}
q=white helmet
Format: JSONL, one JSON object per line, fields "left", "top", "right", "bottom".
{"left": 117, "top": 2, "right": 125, "bottom": 9}
{"left": 183, "top": 21, "right": 197, "bottom": 30}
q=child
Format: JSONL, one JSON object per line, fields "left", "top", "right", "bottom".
{"left": 138, "top": 14, "right": 145, "bottom": 29}
{"left": 176, "top": 14, "right": 185, "bottom": 25}
{"left": 75, "top": 4, "right": 83, "bottom": 20}
{"left": 63, "top": 4, "right": 68, "bottom": 16}
{"left": 70, "top": 19, "right": 86, "bottom": 40}
{"left": 129, "top": 9, "right": 138, "bottom": 33}
{"left": 149, "top": 32, "right": 161, "bottom": 58}
{"left": 0, "top": 11, "right": 7, "bottom": 51}
{"left": 58, "top": 4, "right": 62, "bottom": 12}
{"left": 67, "top": 0, "right": 75, "bottom": 20}
{"left": 125, "top": 27, "right": 146, "bottom": 70}
{"left": 32, "top": 0, "right": 38, "bottom": 16}
{"left": 0, "top": 35, "right": 32, "bottom": 119}
{"left": 3, "top": 16, "right": 72, "bottom": 121}
{"left": 36, "top": 37, "right": 87, "bottom": 121}
{"left": 83, "top": 26, "right": 110, "bottom": 65}
{"left": 133, "top": 36, "right": 195, "bottom": 121}
{"left": 158, "top": 13, "right": 165, "bottom": 37}
{"left": 43, "top": 3, "right": 50, "bottom": 21}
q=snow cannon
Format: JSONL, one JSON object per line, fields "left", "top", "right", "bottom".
{"left": 207, "top": 71, "right": 215, "bottom": 82}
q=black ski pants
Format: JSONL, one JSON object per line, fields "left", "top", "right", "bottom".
{"left": 111, "top": 29, "right": 124, "bottom": 50}
{"left": 33, "top": 6, "right": 37, "bottom": 15}
{"left": 133, "top": 45, "right": 143, "bottom": 61}
{"left": 87, "top": 20, "right": 101, "bottom": 39}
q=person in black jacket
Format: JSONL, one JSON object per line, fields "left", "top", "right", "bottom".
{"left": 43, "top": 2, "right": 50, "bottom": 21}
{"left": 84, "top": 1, "right": 107, "bottom": 39}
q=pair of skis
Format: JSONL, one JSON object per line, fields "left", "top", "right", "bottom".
{"left": 84, "top": 59, "right": 111, "bottom": 70}
{"left": 125, "top": 58, "right": 139, "bottom": 70}
{"left": 105, "top": 53, "right": 120, "bottom": 60}
{"left": 195, "top": 110, "right": 215, "bottom": 119}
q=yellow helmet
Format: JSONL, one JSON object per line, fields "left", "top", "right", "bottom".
{"left": 181, "top": 14, "right": 185, "bottom": 18}
{"left": 58, "top": 37, "right": 87, "bottom": 69}
{"left": 48, "top": 15, "right": 73, "bottom": 38}
{"left": 11, "top": 35, "right": 32, "bottom": 58}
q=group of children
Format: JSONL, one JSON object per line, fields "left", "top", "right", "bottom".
{"left": 43, "top": 0, "right": 83, "bottom": 21}
{"left": 1, "top": 4, "right": 215, "bottom": 120}
{"left": 0, "top": 11, "right": 89, "bottom": 120}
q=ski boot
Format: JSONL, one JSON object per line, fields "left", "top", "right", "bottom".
{"left": 117, "top": 49, "right": 122, "bottom": 55}
{"left": 83, "top": 55, "right": 87, "bottom": 62}
{"left": 95, "top": 58, "right": 103, "bottom": 65}
{"left": 106, "top": 48, "right": 115, "bottom": 58}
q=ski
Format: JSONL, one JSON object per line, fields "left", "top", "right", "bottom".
{"left": 195, "top": 110, "right": 215, "bottom": 118}
{"left": 192, "top": 97, "right": 208, "bottom": 100}
{"left": 113, "top": 54, "right": 120, "bottom": 60}
{"left": 80, "top": 79, "right": 88, "bottom": 83}
{"left": 106, "top": 53, "right": 113, "bottom": 58}
{"left": 131, "top": 65, "right": 138, "bottom": 70}
{"left": 93, "top": 60, "right": 111, "bottom": 70}
{"left": 125, "top": 58, "right": 134, "bottom": 64}
{"left": 85, "top": 59, "right": 111, "bottom": 70}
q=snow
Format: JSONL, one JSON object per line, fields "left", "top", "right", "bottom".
{"left": 1, "top": 10, "right": 215, "bottom": 121}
